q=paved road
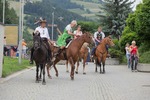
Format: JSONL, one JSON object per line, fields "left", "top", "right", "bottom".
{"left": 0, "top": 63, "right": 150, "bottom": 100}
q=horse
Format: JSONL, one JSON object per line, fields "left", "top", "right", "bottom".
{"left": 47, "top": 32, "right": 94, "bottom": 80}
{"left": 32, "top": 32, "right": 50, "bottom": 85}
{"left": 94, "top": 36, "right": 114, "bottom": 74}
{"left": 66, "top": 43, "right": 89, "bottom": 74}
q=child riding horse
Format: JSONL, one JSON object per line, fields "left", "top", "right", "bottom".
{"left": 94, "top": 36, "right": 114, "bottom": 74}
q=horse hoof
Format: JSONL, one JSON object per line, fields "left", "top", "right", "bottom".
{"left": 48, "top": 75, "right": 52, "bottom": 79}
{"left": 71, "top": 77, "right": 74, "bottom": 80}
{"left": 42, "top": 82, "right": 46, "bottom": 85}
{"left": 66, "top": 70, "right": 69, "bottom": 73}
{"left": 56, "top": 74, "right": 58, "bottom": 77}
{"left": 75, "top": 71, "right": 78, "bottom": 74}
{"left": 83, "top": 72, "right": 86, "bottom": 75}
{"left": 35, "top": 80, "right": 39, "bottom": 83}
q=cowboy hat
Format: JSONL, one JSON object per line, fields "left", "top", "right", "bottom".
{"left": 39, "top": 18, "right": 47, "bottom": 23}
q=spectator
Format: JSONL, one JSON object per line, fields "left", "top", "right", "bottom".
{"left": 22, "top": 39, "right": 27, "bottom": 58}
{"left": 3, "top": 36, "right": 8, "bottom": 56}
{"left": 129, "top": 41, "right": 139, "bottom": 72}
{"left": 11, "top": 46, "right": 17, "bottom": 58}
{"left": 125, "top": 43, "right": 130, "bottom": 68}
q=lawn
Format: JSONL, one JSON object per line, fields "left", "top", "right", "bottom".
{"left": 2, "top": 57, "right": 31, "bottom": 77}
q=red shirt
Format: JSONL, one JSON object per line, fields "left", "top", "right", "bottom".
{"left": 130, "top": 46, "right": 138, "bottom": 55}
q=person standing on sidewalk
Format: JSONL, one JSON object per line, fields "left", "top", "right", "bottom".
{"left": 125, "top": 43, "right": 130, "bottom": 68}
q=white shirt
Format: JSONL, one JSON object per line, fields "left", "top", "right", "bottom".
{"left": 125, "top": 47, "right": 130, "bottom": 54}
{"left": 65, "top": 24, "right": 73, "bottom": 32}
{"left": 34, "top": 26, "right": 50, "bottom": 39}
{"left": 94, "top": 31, "right": 105, "bottom": 39}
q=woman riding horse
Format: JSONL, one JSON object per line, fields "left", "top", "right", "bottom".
{"left": 52, "top": 20, "right": 78, "bottom": 61}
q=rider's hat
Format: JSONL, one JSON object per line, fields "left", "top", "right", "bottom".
{"left": 39, "top": 18, "right": 47, "bottom": 23}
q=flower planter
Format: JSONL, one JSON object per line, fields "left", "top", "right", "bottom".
{"left": 137, "top": 64, "right": 150, "bottom": 72}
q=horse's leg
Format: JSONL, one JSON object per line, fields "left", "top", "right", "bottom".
{"left": 98, "top": 57, "right": 102, "bottom": 74}
{"left": 46, "top": 63, "right": 52, "bottom": 79}
{"left": 75, "top": 58, "right": 79, "bottom": 74}
{"left": 36, "top": 64, "right": 39, "bottom": 83}
{"left": 42, "top": 64, "right": 46, "bottom": 85}
{"left": 102, "top": 62, "right": 105, "bottom": 74}
{"left": 66, "top": 60, "right": 69, "bottom": 73}
{"left": 69, "top": 57, "right": 75, "bottom": 80}
{"left": 39, "top": 65, "right": 43, "bottom": 81}
{"left": 83, "top": 56, "right": 87, "bottom": 75}
{"left": 95, "top": 58, "right": 98, "bottom": 72}
{"left": 53, "top": 58, "right": 60, "bottom": 77}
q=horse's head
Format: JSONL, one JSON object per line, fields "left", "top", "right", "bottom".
{"left": 104, "top": 36, "right": 115, "bottom": 47}
{"left": 82, "top": 32, "right": 94, "bottom": 44}
{"left": 33, "top": 32, "right": 42, "bottom": 50}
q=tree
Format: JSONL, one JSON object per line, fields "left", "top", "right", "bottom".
{"left": 97, "top": 0, "right": 134, "bottom": 40}
{"left": 0, "top": 0, "right": 18, "bottom": 24}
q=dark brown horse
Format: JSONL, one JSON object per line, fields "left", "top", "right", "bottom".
{"left": 47, "top": 32, "right": 93, "bottom": 80}
{"left": 95, "top": 36, "right": 114, "bottom": 74}
{"left": 32, "top": 32, "right": 49, "bottom": 85}
{"left": 66, "top": 43, "right": 89, "bottom": 74}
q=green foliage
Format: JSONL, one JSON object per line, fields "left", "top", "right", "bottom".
{"left": 134, "top": 0, "right": 150, "bottom": 42}
{"left": 3, "top": 57, "right": 31, "bottom": 77}
{"left": 24, "top": 0, "right": 88, "bottom": 40}
{"left": 0, "top": 0, "right": 18, "bottom": 24}
{"left": 98, "top": 0, "right": 133, "bottom": 39}
{"left": 139, "top": 51, "right": 150, "bottom": 64}
{"left": 109, "top": 48, "right": 124, "bottom": 62}
{"left": 138, "top": 42, "right": 150, "bottom": 54}
{"left": 119, "top": 32, "right": 140, "bottom": 51}
{"left": 78, "top": 21, "right": 99, "bottom": 33}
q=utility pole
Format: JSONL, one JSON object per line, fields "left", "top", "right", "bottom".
{"left": 3, "top": 0, "right": 5, "bottom": 24}
{"left": 52, "top": 12, "right": 54, "bottom": 40}
{"left": 18, "top": 0, "right": 24, "bottom": 64}
{"left": 51, "top": 7, "right": 55, "bottom": 40}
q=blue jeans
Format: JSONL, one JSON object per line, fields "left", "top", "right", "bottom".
{"left": 126, "top": 54, "right": 130, "bottom": 68}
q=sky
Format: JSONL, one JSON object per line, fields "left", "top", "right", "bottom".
{"left": 132, "top": 0, "right": 142, "bottom": 10}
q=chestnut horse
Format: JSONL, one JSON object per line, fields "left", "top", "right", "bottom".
{"left": 66, "top": 43, "right": 89, "bottom": 74}
{"left": 47, "top": 32, "right": 93, "bottom": 80}
{"left": 95, "top": 36, "right": 114, "bottom": 74}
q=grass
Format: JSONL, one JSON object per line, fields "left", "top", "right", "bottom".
{"left": 2, "top": 57, "right": 31, "bottom": 77}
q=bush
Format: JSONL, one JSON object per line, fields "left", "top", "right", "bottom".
{"left": 109, "top": 49, "right": 124, "bottom": 63}
{"left": 119, "top": 32, "right": 140, "bottom": 51}
{"left": 139, "top": 51, "right": 150, "bottom": 64}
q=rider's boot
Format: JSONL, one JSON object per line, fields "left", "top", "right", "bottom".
{"left": 52, "top": 46, "right": 65, "bottom": 61}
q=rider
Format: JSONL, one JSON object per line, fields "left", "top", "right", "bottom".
{"left": 91, "top": 26, "right": 105, "bottom": 57}
{"left": 30, "top": 18, "right": 52, "bottom": 64}
{"left": 74, "top": 25, "right": 83, "bottom": 39}
{"left": 52, "top": 20, "right": 77, "bottom": 60}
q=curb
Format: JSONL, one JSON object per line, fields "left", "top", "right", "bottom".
{"left": 0, "top": 67, "right": 35, "bottom": 84}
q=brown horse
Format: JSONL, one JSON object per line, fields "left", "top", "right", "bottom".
{"left": 47, "top": 32, "right": 93, "bottom": 80}
{"left": 94, "top": 36, "right": 114, "bottom": 74}
{"left": 66, "top": 43, "right": 89, "bottom": 74}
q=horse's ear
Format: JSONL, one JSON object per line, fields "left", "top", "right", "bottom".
{"left": 38, "top": 32, "right": 40, "bottom": 36}
{"left": 108, "top": 35, "right": 112, "bottom": 39}
{"left": 33, "top": 32, "right": 35, "bottom": 36}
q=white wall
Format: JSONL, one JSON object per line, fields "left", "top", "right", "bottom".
{"left": 0, "top": 24, "right": 4, "bottom": 77}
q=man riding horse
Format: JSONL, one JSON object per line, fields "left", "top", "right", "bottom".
{"left": 30, "top": 18, "right": 52, "bottom": 64}
{"left": 52, "top": 20, "right": 78, "bottom": 61}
